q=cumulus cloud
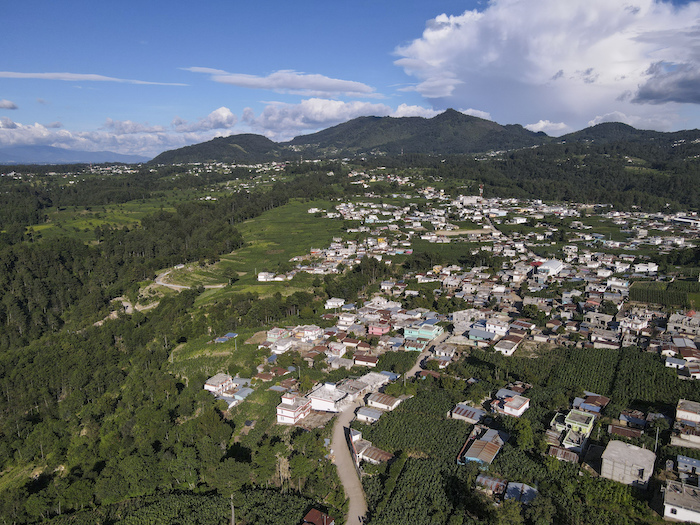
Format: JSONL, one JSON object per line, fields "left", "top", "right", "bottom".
{"left": 0, "top": 99, "right": 18, "bottom": 110}
{"left": 0, "top": 117, "right": 19, "bottom": 129}
{"left": 0, "top": 71, "right": 186, "bottom": 86}
{"left": 393, "top": 104, "right": 440, "bottom": 118}
{"left": 171, "top": 107, "right": 238, "bottom": 132}
{"left": 525, "top": 120, "right": 570, "bottom": 135}
{"left": 0, "top": 102, "right": 444, "bottom": 157}
{"left": 242, "top": 98, "right": 392, "bottom": 140}
{"left": 394, "top": 0, "right": 700, "bottom": 131}
{"left": 587, "top": 110, "right": 674, "bottom": 130}
{"left": 103, "top": 118, "right": 165, "bottom": 134}
{"left": 460, "top": 108, "right": 492, "bottom": 120}
{"left": 185, "top": 67, "right": 377, "bottom": 98}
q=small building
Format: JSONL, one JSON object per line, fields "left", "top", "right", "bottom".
{"left": 307, "top": 383, "right": 347, "bottom": 412}
{"left": 678, "top": 399, "right": 700, "bottom": 425}
{"left": 367, "top": 392, "right": 401, "bottom": 411}
{"left": 356, "top": 406, "right": 384, "bottom": 423}
{"left": 354, "top": 355, "right": 378, "bottom": 368}
{"left": 325, "top": 297, "right": 345, "bottom": 310}
{"left": 449, "top": 404, "right": 487, "bottom": 424}
{"left": 204, "top": 373, "right": 234, "bottom": 395}
{"left": 663, "top": 480, "right": 700, "bottom": 523}
{"left": 457, "top": 427, "right": 509, "bottom": 466}
{"left": 601, "top": 440, "right": 656, "bottom": 489}
{"left": 491, "top": 389, "right": 530, "bottom": 417}
{"left": 302, "top": 508, "right": 336, "bottom": 525}
{"left": 276, "top": 392, "right": 311, "bottom": 425}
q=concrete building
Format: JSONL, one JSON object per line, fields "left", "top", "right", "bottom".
{"left": 601, "top": 440, "right": 656, "bottom": 489}
{"left": 664, "top": 480, "right": 700, "bottom": 523}
{"left": 276, "top": 392, "right": 311, "bottom": 425}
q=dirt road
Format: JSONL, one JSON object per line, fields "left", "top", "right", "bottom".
{"left": 331, "top": 401, "right": 367, "bottom": 525}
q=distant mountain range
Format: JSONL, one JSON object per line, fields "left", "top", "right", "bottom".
{"left": 150, "top": 110, "right": 700, "bottom": 165}
{"left": 0, "top": 145, "right": 150, "bottom": 165}
{"left": 5, "top": 111, "right": 699, "bottom": 166}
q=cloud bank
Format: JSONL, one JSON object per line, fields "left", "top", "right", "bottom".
{"left": 0, "top": 99, "right": 18, "bottom": 110}
{"left": 394, "top": 0, "right": 700, "bottom": 130}
{"left": 0, "top": 101, "right": 444, "bottom": 157}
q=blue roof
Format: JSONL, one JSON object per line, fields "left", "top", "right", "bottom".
{"left": 224, "top": 332, "right": 238, "bottom": 338}
{"left": 234, "top": 387, "right": 254, "bottom": 400}
{"left": 678, "top": 455, "right": 700, "bottom": 470}
{"left": 469, "top": 328, "right": 497, "bottom": 340}
{"left": 380, "top": 371, "right": 400, "bottom": 381}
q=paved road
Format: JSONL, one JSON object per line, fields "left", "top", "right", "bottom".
{"left": 331, "top": 400, "right": 367, "bottom": 525}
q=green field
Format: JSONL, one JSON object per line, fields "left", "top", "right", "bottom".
{"left": 179, "top": 198, "right": 346, "bottom": 294}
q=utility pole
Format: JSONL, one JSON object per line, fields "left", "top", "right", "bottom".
{"left": 230, "top": 494, "right": 235, "bottom": 525}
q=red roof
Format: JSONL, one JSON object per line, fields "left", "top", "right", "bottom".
{"left": 303, "top": 509, "right": 336, "bottom": 525}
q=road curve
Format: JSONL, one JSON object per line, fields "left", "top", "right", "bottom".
{"left": 331, "top": 400, "right": 367, "bottom": 525}
{"left": 154, "top": 270, "right": 227, "bottom": 290}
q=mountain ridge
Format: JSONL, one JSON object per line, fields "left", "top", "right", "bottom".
{"left": 0, "top": 145, "right": 150, "bottom": 165}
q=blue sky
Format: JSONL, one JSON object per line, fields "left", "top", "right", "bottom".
{"left": 2, "top": 0, "right": 700, "bottom": 158}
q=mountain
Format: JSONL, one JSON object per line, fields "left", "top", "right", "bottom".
{"left": 0, "top": 145, "right": 150, "bottom": 165}
{"left": 150, "top": 134, "right": 285, "bottom": 165}
{"left": 286, "top": 108, "right": 549, "bottom": 156}
{"left": 149, "top": 110, "right": 550, "bottom": 164}
{"left": 148, "top": 109, "right": 700, "bottom": 165}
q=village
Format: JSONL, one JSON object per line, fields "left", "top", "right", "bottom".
{"left": 198, "top": 185, "right": 700, "bottom": 524}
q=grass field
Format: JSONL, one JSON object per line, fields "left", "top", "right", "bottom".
{"left": 174, "top": 198, "right": 345, "bottom": 296}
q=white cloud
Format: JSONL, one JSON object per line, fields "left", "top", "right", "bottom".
{"left": 587, "top": 111, "right": 674, "bottom": 130}
{"left": 0, "top": 71, "right": 186, "bottom": 86}
{"left": 185, "top": 67, "right": 377, "bottom": 98}
{"left": 0, "top": 99, "right": 18, "bottom": 110}
{"left": 0, "top": 102, "right": 441, "bottom": 157}
{"left": 243, "top": 98, "right": 393, "bottom": 140}
{"left": 459, "top": 108, "right": 492, "bottom": 120}
{"left": 103, "top": 118, "right": 165, "bottom": 134}
{"left": 171, "top": 107, "right": 238, "bottom": 132}
{"left": 525, "top": 120, "right": 570, "bottom": 135}
{"left": 394, "top": 0, "right": 700, "bottom": 131}
{"left": 393, "top": 104, "right": 440, "bottom": 118}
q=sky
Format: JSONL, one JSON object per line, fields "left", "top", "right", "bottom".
{"left": 3, "top": 0, "right": 700, "bottom": 158}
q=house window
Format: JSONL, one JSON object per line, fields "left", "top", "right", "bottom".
{"left": 671, "top": 508, "right": 677, "bottom": 515}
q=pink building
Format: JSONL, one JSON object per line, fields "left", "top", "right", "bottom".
{"left": 276, "top": 393, "right": 311, "bottom": 425}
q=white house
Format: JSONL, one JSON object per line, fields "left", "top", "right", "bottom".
{"left": 293, "top": 325, "right": 323, "bottom": 343}
{"left": 634, "top": 262, "right": 659, "bottom": 274}
{"left": 307, "top": 383, "right": 347, "bottom": 412}
{"left": 276, "top": 393, "right": 311, "bottom": 425}
{"left": 664, "top": 480, "right": 700, "bottom": 523}
{"left": 271, "top": 337, "right": 295, "bottom": 354}
{"left": 204, "top": 373, "right": 234, "bottom": 395}
{"left": 325, "top": 297, "right": 345, "bottom": 310}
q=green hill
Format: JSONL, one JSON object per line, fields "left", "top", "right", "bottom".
{"left": 149, "top": 109, "right": 700, "bottom": 165}
{"left": 150, "top": 133, "right": 287, "bottom": 164}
